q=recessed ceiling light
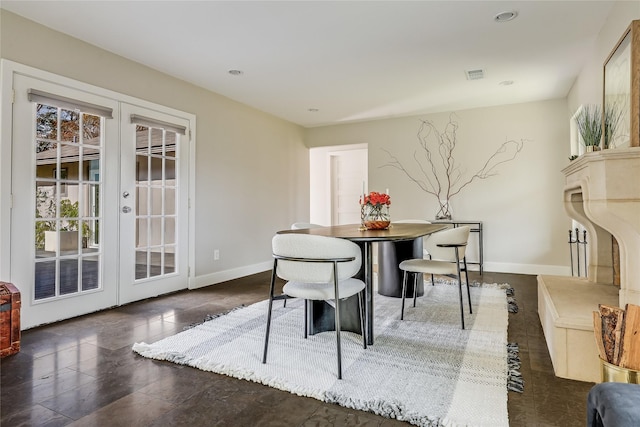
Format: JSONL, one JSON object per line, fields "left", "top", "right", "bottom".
{"left": 499, "top": 80, "right": 514, "bottom": 86}
{"left": 494, "top": 11, "right": 518, "bottom": 22}
{"left": 228, "top": 69, "right": 243, "bottom": 76}
{"left": 308, "top": 108, "right": 319, "bottom": 112}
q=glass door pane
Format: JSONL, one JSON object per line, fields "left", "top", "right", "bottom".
{"left": 134, "top": 124, "right": 178, "bottom": 281}
{"left": 34, "top": 104, "right": 103, "bottom": 300}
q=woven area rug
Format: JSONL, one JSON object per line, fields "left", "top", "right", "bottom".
{"left": 133, "top": 282, "right": 514, "bottom": 426}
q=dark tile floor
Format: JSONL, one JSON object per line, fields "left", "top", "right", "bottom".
{"left": 1, "top": 271, "right": 594, "bottom": 426}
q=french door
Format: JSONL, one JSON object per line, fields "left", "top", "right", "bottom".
{"left": 10, "top": 73, "right": 190, "bottom": 328}
{"left": 118, "top": 104, "right": 190, "bottom": 304}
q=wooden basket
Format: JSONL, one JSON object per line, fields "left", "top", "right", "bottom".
{"left": 0, "top": 282, "right": 21, "bottom": 358}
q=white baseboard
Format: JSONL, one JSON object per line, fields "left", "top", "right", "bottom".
{"left": 483, "top": 262, "right": 571, "bottom": 276}
{"left": 191, "top": 261, "right": 272, "bottom": 289}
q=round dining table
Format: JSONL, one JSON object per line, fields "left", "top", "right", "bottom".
{"left": 278, "top": 222, "right": 448, "bottom": 345}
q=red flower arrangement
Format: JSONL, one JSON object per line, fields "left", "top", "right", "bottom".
{"left": 360, "top": 191, "right": 391, "bottom": 230}
{"left": 360, "top": 191, "right": 391, "bottom": 207}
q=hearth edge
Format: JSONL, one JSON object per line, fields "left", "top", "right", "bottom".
{"left": 538, "top": 275, "right": 619, "bottom": 383}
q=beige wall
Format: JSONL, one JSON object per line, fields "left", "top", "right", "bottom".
{"left": 306, "top": 100, "right": 571, "bottom": 274}
{"left": 0, "top": 10, "right": 309, "bottom": 284}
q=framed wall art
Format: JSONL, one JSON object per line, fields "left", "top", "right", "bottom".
{"left": 602, "top": 20, "right": 639, "bottom": 148}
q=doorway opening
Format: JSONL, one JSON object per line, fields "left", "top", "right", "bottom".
{"left": 309, "top": 144, "right": 367, "bottom": 226}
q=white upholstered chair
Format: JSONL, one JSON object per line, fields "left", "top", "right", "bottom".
{"left": 394, "top": 219, "right": 432, "bottom": 224}
{"left": 263, "top": 233, "right": 366, "bottom": 379}
{"left": 393, "top": 219, "right": 432, "bottom": 258}
{"left": 398, "top": 225, "right": 472, "bottom": 329}
{"left": 290, "top": 222, "right": 325, "bottom": 230}
{"left": 281, "top": 223, "right": 326, "bottom": 308}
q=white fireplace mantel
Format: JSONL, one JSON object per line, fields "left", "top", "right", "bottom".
{"left": 538, "top": 147, "right": 640, "bottom": 382}
{"left": 562, "top": 147, "right": 640, "bottom": 307}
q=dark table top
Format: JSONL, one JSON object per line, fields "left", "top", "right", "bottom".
{"left": 279, "top": 222, "right": 448, "bottom": 242}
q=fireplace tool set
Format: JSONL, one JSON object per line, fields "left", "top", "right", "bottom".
{"left": 568, "top": 228, "right": 588, "bottom": 277}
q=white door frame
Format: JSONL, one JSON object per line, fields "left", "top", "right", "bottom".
{"left": 0, "top": 60, "right": 197, "bottom": 328}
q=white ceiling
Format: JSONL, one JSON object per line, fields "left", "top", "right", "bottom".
{"left": 2, "top": 1, "right": 616, "bottom": 127}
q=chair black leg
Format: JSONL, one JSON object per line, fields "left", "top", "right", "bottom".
{"left": 304, "top": 299, "right": 308, "bottom": 339}
{"left": 428, "top": 255, "right": 435, "bottom": 286}
{"left": 457, "top": 278, "right": 465, "bottom": 330}
{"left": 263, "top": 260, "right": 278, "bottom": 363}
{"left": 400, "top": 270, "right": 408, "bottom": 320}
{"left": 463, "top": 257, "right": 472, "bottom": 314}
{"left": 332, "top": 262, "right": 343, "bottom": 380}
{"left": 412, "top": 272, "right": 418, "bottom": 308}
{"left": 263, "top": 297, "right": 274, "bottom": 363}
{"left": 455, "top": 249, "right": 465, "bottom": 329}
{"left": 358, "top": 291, "right": 366, "bottom": 349}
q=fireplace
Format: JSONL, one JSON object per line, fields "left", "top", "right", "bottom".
{"left": 563, "top": 147, "right": 640, "bottom": 306}
{"left": 538, "top": 147, "right": 640, "bottom": 382}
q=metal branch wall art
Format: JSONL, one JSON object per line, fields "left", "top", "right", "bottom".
{"left": 382, "top": 115, "right": 526, "bottom": 219}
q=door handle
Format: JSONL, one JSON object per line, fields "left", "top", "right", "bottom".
{"left": 122, "top": 206, "right": 132, "bottom": 213}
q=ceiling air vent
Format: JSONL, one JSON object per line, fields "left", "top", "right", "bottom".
{"left": 465, "top": 69, "right": 485, "bottom": 80}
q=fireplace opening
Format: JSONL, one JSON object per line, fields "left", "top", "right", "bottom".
{"left": 570, "top": 220, "right": 620, "bottom": 287}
